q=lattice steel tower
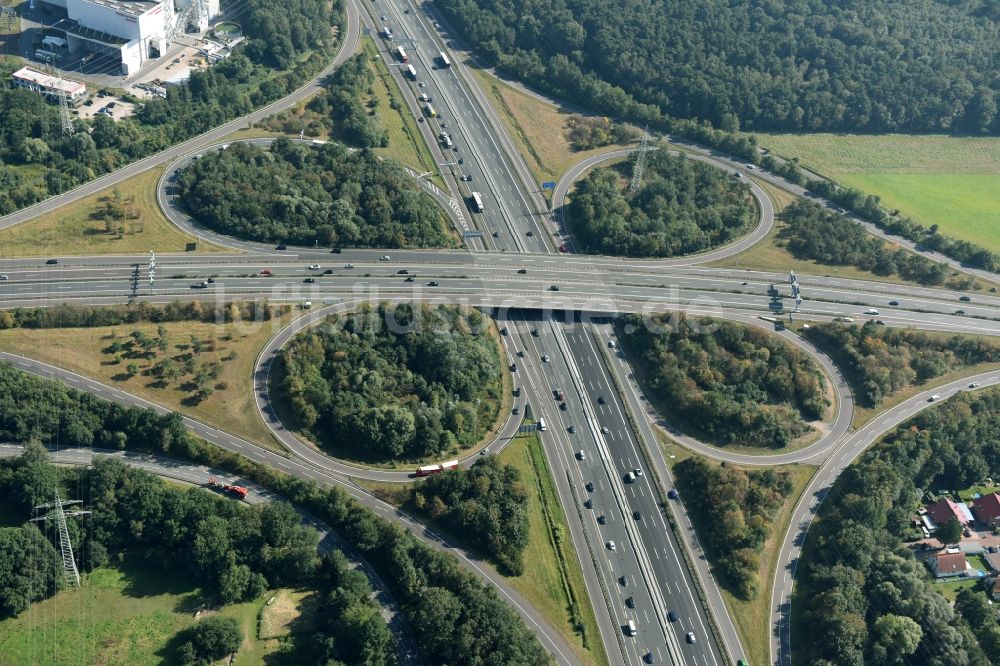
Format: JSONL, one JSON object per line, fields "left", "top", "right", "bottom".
{"left": 30, "top": 491, "right": 91, "bottom": 586}
{"left": 629, "top": 127, "right": 650, "bottom": 193}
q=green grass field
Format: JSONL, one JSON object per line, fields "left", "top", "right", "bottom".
{"left": 754, "top": 133, "right": 1000, "bottom": 253}
{"left": 0, "top": 563, "right": 275, "bottom": 665}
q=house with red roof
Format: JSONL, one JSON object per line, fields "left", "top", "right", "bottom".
{"left": 930, "top": 549, "right": 970, "bottom": 578}
{"left": 925, "top": 497, "right": 974, "bottom": 530}
{"left": 972, "top": 493, "right": 1000, "bottom": 528}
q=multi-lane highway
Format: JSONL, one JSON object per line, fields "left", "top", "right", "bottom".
{"left": 1, "top": 0, "right": 999, "bottom": 661}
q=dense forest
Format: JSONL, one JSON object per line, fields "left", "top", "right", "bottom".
{"left": 278, "top": 304, "right": 502, "bottom": 461}
{"left": 618, "top": 313, "right": 827, "bottom": 448}
{"left": 413, "top": 457, "right": 530, "bottom": 574}
{"left": 440, "top": 0, "right": 1000, "bottom": 135}
{"left": 675, "top": 458, "right": 792, "bottom": 600}
{"left": 779, "top": 201, "right": 949, "bottom": 286}
{"left": 0, "top": 300, "right": 286, "bottom": 330}
{"left": 804, "top": 322, "right": 1000, "bottom": 408}
{"left": 176, "top": 139, "right": 454, "bottom": 248}
{"left": 0, "top": 0, "right": 339, "bottom": 216}
{"left": 567, "top": 151, "right": 755, "bottom": 257}
{"left": 797, "top": 388, "right": 1000, "bottom": 665}
{"left": 307, "top": 53, "right": 389, "bottom": 148}
{"left": 0, "top": 362, "right": 551, "bottom": 664}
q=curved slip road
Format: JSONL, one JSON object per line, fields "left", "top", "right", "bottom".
{"left": 0, "top": 353, "right": 582, "bottom": 665}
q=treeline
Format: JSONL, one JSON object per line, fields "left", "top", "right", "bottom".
{"left": 567, "top": 151, "right": 755, "bottom": 257}
{"left": 440, "top": 0, "right": 1000, "bottom": 135}
{"left": 797, "top": 388, "right": 1000, "bottom": 665}
{"left": 414, "top": 457, "right": 529, "bottom": 575}
{"left": 804, "top": 322, "right": 1000, "bottom": 408}
{"left": 0, "top": 523, "right": 63, "bottom": 616}
{"left": 619, "top": 313, "right": 827, "bottom": 448}
{"left": 176, "top": 139, "right": 454, "bottom": 248}
{"left": 0, "top": 0, "right": 340, "bottom": 216}
{"left": 779, "top": 200, "right": 949, "bottom": 285}
{"left": 279, "top": 304, "right": 501, "bottom": 461}
{"left": 307, "top": 52, "right": 388, "bottom": 148}
{"left": 0, "top": 362, "right": 552, "bottom": 664}
{"left": 675, "top": 458, "right": 792, "bottom": 599}
{"left": 0, "top": 300, "right": 286, "bottom": 330}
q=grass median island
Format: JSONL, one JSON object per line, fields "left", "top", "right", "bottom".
{"left": 467, "top": 66, "right": 639, "bottom": 184}
{"left": 756, "top": 133, "right": 1000, "bottom": 255}
{"left": 0, "top": 303, "right": 301, "bottom": 453}
{"left": 618, "top": 312, "right": 830, "bottom": 450}
{"left": 275, "top": 303, "right": 505, "bottom": 465}
{"left": 567, "top": 150, "right": 757, "bottom": 258}
{"left": 0, "top": 168, "right": 229, "bottom": 257}
{"left": 667, "top": 453, "right": 815, "bottom": 666}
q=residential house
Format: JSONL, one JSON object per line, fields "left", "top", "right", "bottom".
{"left": 930, "top": 549, "right": 970, "bottom": 578}
{"left": 972, "top": 493, "right": 1000, "bottom": 528}
{"left": 925, "top": 497, "right": 975, "bottom": 531}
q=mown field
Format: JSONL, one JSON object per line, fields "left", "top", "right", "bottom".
{"left": 754, "top": 133, "right": 1000, "bottom": 253}
{"left": 0, "top": 564, "right": 281, "bottom": 665}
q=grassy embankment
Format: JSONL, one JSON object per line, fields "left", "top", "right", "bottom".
{"left": 466, "top": 66, "right": 637, "bottom": 187}
{"left": 660, "top": 437, "right": 817, "bottom": 666}
{"left": 0, "top": 168, "right": 229, "bottom": 257}
{"left": 0, "top": 314, "right": 304, "bottom": 454}
{"left": 754, "top": 133, "right": 1000, "bottom": 255}
{"left": 0, "top": 563, "right": 297, "bottom": 665}
{"left": 362, "top": 429, "right": 607, "bottom": 666}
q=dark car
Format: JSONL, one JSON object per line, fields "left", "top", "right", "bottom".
{"left": 510, "top": 363, "right": 517, "bottom": 372}
{"left": 633, "top": 510, "right": 642, "bottom": 520}
{"left": 405, "top": 276, "right": 415, "bottom": 282}
{"left": 955, "top": 309, "right": 966, "bottom": 316}
{"left": 303, "top": 277, "right": 315, "bottom": 283}
{"left": 550, "top": 285, "right": 560, "bottom": 291}
{"left": 46, "top": 259, "right": 59, "bottom": 265}
{"left": 644, "top": 653, "right": 655, "bottom": 664}
{"left": 398, "top": 269, "right": 409, "bottom": 274}
{"left": 597, "top": 396, "right": 606, "bottom": 405}
{"left": 889, "top": 300, "right": 899, "bottom": 306}
{"left": 517, "top": 269, "right": 527, "bottom": 274}
{"left": 323, "top": 269, "right": 334, "bottom": 274}
{"left": 668, "top": 488, "right": 679, "bottom": 499}
{"left": 626, "top": 596, "right": 635, "bottom": 608}
{"left": 960, "top": 295, "right": 972, "bottom": 302}
{"left": 330, "top": 247, "right": 342, "bottom": 254}
{"left": 427, "top": 281, "right": 439, "bottom": 286}
{"left": 207, "top": 277, "right": 215, "bottom": 283}
{"left": 568, "top": 425, "right": 577, "bottom": 434}
{"left": 531, "top": 328, "right": 539, "bottom": 337}
{"left": 275, "top": 244, "right": 287, "bottom": 250}
{"left": 559, "top": 402, "right": 568, "bottom": 411}
{"left": 585, "top": 482, "right": 595, "bottom": 492}
{"left": 500, "top": 327, "right": 508, "bottom": 335}
{"left": 526, "top": 230, "right": 534, "bottom": 237}
{"left": 667, "top": 610, "right": 678, "bottom": 622}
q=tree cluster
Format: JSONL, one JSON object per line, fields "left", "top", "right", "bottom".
{"left": 0, "top": 0, "right": 340, "bottom": 216}
{"left": 675, "top": 458, "right": 791, "bottom": 599}
{"left": 0, "top": 363, "right": 551, "bottom": 664}
{"left": 414, "top": 457, "right": 530, "bottom": 574}
{"left": 0, "top": 300, "right": 286, "bottom": 330}
{"left": 0, "top": 524, "right": 64, "bottom": 617}
{"left": 797, "top": 388, "right": 1000, "bottom": 665}
{"left": 619, "top": 313, "right": 827, "bottom": 448}
{"left": 780, "top": 200, "right": 950, "bottom": 285}
{"left": 439, "top": 0, "right": 1000, "bottom": 135}
{"left": 567, "top": 151, "right": 755, "bottom": 257}
{"left": 564, "top": 116, "right": 640, "bottom": 151}
{"left": 306, "top": 52, "right": 389, "bottom": 148}
{"left": 278, "top": 304, "right": 502, "bottom": 461}
{"left": 804, "top": 322, "right": 1000, "bottom": 408}
{"left": 176, "top": 139, "right": 454, "bottom": 248}
{"left": 176, "top": 616, "right": 243, "bottom": 666}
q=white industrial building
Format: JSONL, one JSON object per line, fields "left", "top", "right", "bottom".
{"left": 38, "top": 0, "right": 219, "bottom": 75}
{"left": 11, "top": 66, "right": 87, "bottom": 104}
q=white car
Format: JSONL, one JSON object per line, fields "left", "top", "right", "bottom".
{"left": 929, "top": 394, "right": 942, "bottom": 402}
{"left": 308, "top": 264, "right": 321, "bottom": 270}
{"left": 0, "top": 274, "right": 7, "bottom": 280}
{"left": 606, "top": 541, "right": 616, "bottom": 551}
{"left": 746, "top": 163, "right": 757, "bottom": 170}
{"left": 864, "top": 308, "right": 880, "bottom": 315}
{"left": 380, "top": 255, "right": 391, "bottom": 261}
{"left": 345, "top": 263, "right": 354, "bottom": 269}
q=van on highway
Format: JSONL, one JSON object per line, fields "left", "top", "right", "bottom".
{"left": 864, "top": 308, "right": 880, "bottom": 315}
{"left": 625, "top": 620, "right": 637, "bottom": 637}
{"left": 538, "top": 418, "right": 546, "bottom": 431}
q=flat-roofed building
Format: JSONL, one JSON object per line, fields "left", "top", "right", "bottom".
{"left": 11, "top": 66, "right": 87, "bottom": 104}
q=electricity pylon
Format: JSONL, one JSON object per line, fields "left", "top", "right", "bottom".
{"left": 30, "top": 491, "right": 91, "bottom": 586}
